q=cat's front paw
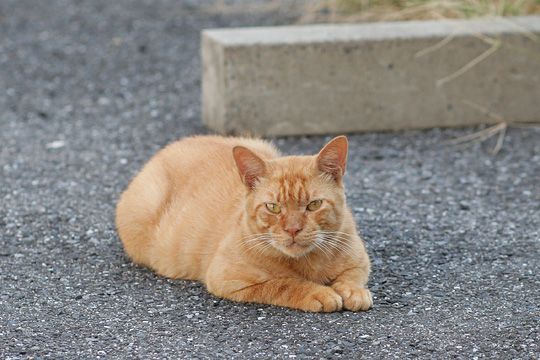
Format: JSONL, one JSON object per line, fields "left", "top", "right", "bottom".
{"left": 331, "top": 282, "right": 372, "bottom": 311}
{"left": 300, "top": 286, "right": 343, "bottom": 312}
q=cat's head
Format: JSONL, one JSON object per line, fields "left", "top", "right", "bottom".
{"left": 233, "top": 136, "right": 349, "bottom": 258}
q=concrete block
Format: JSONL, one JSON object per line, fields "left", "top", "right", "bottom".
{"left": 202, "top": 17, "right": 540, "bottom": 136}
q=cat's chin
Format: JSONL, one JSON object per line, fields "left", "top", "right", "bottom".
{"left": 275, "top": 242, "right": 315, "bottom": 258}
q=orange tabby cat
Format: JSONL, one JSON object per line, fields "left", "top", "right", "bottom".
{"left": 115, "top": 135, "right": 372, "bottom": 312}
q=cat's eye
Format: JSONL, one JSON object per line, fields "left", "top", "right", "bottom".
{"left": 265, "top": 203, "right": 281, "bottom": 214}
{"left": 306, "top": 200, "right": 323, "bottom": 211}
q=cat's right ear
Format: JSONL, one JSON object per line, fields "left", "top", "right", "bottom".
{"left": 233, "top": 146, "right": 266, "bottom": 190}
{"left": 316, "top": 135, "right": 348, "bottom": 181}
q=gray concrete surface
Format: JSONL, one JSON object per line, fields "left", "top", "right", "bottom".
{"left": 202, "top": 16, "right": 540, "bottom": 136}
{"left": 1, "top": 1, "right": 539, "bottom": 359}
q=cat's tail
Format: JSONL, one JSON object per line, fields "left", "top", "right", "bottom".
{"left": 115, "top": 159, "right": 170, "bottom": 266}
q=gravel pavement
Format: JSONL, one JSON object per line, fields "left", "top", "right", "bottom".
{"left": 1, "top": 1, "right": 539, "bottom": 358}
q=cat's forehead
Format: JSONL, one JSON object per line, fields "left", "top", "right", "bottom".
{"left": 262, "top": 173, "right": 310, "bottom": 203}
{"left": 258, "top": 156, "right": 328, "bottom": 202}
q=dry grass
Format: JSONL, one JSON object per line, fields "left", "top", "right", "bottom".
{"left": 298, "top": 0, "right": 540, "bottom": 155}
{"left": 443, "top": 101, "right": 540, "bottom": 155}
{"left": 299, "top": 0, "right": 540, "bottom": 23}
{"left": 201, "top": 1, "right": 540, "bottom": 153}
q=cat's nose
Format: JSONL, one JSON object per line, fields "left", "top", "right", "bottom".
{"left": 285, "top": 226, "right": 302, "bottom": 238}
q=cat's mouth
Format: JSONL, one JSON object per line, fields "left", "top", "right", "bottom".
{"left": 276, "top": 239, "right": 315, "bottom": 257}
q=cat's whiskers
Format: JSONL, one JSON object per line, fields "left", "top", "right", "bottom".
{"left": 242, "top": 238, "right": 272, "bottom": 252}
{"left": 242, "top": 236, "right": 273, "bottom": 245}
{"left": 324, "top": 237, "right": 357, "bottom": 258}
{"left": 315, "top": 230, "right": 352, "bottom": 241}
{"left": 313, "top": 230, "right": 358, "bottom": 258}
{"left": 243, "top": 240, "right": 267, "bottom": 250}
{"left": 240, "top": 232, "right": 274, "bottom": 242}
{"left": 313, "top": 242, "right": 333, "bottom": 259}
{"left": 312, "top": 235, "right": 334, "bottom": 259}
{"left": 250, "top": 241, "right": 274, "bottom": 257}
{"left": 241, "top": 234, "right": 273, "bottom": 245}
{"left": 315, "top": 230, "right": 352, "bottom": 237}
{"left": 241, "top": 230, "right": 354, "bottom": 259}
{"left": 240, "top": 232, "right": 276, "bottom": 255}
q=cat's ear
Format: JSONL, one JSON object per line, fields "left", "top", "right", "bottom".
{"left": 316, "top": 135, "right": 348, "bottom": 180}
{"left": 233, "top": 146, "right": 267, "bottom": 190}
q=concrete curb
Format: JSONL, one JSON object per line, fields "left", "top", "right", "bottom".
{"left": 202, "top": 16, "right": 540, "bottom": 136}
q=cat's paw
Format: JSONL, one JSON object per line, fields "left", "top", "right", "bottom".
{"left": 301, "top": 286, "right": 343, "bottom": 312}
{"left": 331, "top": 282, "right": 372, "bottom": 311}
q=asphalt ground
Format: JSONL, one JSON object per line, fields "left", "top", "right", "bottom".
{"left": 1, "top": 1, "right": 539, "bottom": 358}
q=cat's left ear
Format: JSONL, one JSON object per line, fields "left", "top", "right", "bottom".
{"left": 316, "top": 135, "right": 348, "bottom": 180}
{"left": 233, "top": 146, "right": 267, "bottom": 190}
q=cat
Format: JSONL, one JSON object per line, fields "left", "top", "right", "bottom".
{"left": 115, "top": 135, "right": 372, "bottom": 312}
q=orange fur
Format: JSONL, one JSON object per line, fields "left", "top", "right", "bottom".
{"left": 115, "top": 135, "right": 372, "bottom": 312}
